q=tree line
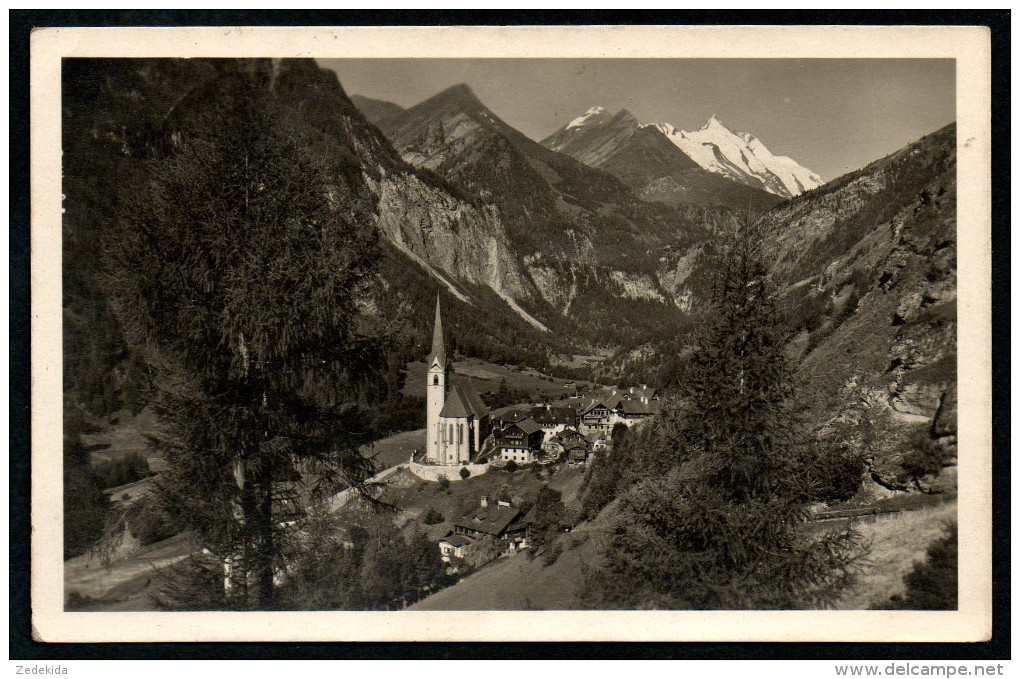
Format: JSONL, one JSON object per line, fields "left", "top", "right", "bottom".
{"left": 579, "top": 229, "right": 867, "bottom": 609}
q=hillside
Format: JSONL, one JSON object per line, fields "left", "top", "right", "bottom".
{"left": 760, "top": 123, "right": 957, "bottom": 483}
{"left": 411, "top": 497, "right": 958, "bottom": 611}
{"left": 61, "top": 58, "right": 959, "bottom": 613}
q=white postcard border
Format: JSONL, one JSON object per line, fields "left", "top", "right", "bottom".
{"left": 29, "top": 24, "right": 992, "bottom": 643}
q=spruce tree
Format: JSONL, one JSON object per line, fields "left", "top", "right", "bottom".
{"left": 105, "top": 73, "right": 382, "bottom": 609}
{"left": 582, "top": 231, "right": 861, "bottom": 610}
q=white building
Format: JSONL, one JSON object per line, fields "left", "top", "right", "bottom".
{"left": 425, "top": 296, "right": 490, "bottom": 465}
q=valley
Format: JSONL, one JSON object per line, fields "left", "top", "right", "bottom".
{"left": 59, "top": 57, "right": 959, "bottom": 614}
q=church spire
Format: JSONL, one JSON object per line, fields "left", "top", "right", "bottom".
{"left": 429, "top": 294, "right": 446, "bottom": 369}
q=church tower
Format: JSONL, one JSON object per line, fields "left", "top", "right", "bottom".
{"left": 425, "top": 295, "right": 448, "bottom": 463}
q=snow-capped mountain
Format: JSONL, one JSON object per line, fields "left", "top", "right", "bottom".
{"left": 649, "top": 116, "right": 823, "bottom": 198}
{"left": 541, "top": 107, "right": 781, "bottom": 212}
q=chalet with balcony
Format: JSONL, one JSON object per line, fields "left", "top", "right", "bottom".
{"left": 496, "top": 417, "right": 544, "bottom": 464}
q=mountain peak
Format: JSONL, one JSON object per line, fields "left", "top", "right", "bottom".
{"left": 432, "top": 83, "right": 485, "bottom": 109}
{"left": 614, "top": 109, "right": 641, "bottom": 125}
{"left": 566, "top": 105, "right": 610, "bottom": 129}
{"left": 645, "top": 122, "right": 677, "bottom": 136}
{"left": 654, "top": 115, "right": 823, "bottom": 198}
{"left": 702, "top": 114, "right": 731, "bottom": 132}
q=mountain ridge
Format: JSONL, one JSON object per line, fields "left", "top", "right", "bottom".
{"left": 649, "top": 115, "right": 824, "bottom": 197}
{"left": 373, "top": 83, "right": 738, "bottom": 344}
{"left": 544, "top": 104, "right": 823, "bottom": 199}
{"left": 540, "top": 105, "right": 782, "bottom": 212}
{"left": 349, "top": 94, "right": 405, "bottom": 128}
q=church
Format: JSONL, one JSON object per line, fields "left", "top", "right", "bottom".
{"left": 426, "top": 296, "right": 491, "bottom": 465}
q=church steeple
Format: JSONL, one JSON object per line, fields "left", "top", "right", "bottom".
{"left": 429, "top": 295, "right": 447, "bottom": 370}
{"left": 426, "top": 294, "right": 448, "bottom": 464}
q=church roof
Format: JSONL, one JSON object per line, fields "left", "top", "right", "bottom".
{"left": 429, "top": 295, "right": 447, "bottom": 370}
{"left": 440, "top": 382, "right": 488, "bottom": 419}
{"left": 440, "top": 385, "right": 472, "bottom": 418}
{"left": 463, "top": 384, "right": 489, "bottom": 418}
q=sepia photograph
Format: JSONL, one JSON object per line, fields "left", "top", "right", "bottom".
{"left": 27, "top": 24, "right": 993, "bottom": 644}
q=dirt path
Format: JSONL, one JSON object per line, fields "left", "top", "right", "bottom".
{"left": 64, "top": 532, "right": 194, "bottom": 601}
{"left": 832, "top": 501, "right": 957, "bottom": 609}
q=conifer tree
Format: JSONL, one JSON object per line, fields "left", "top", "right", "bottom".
{"left": 582, "top": 229, "right": 861, "bottom": 610}
{"left": 105, "top": 73, "right": 382, "bottom": 609}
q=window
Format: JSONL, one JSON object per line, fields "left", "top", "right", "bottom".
{"left": 433, "top": 375, "right": 439, "bottom": 385}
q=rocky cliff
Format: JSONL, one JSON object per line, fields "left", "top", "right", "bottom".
{"left": 759, "top": 124, "right": 957, "bottom": 487}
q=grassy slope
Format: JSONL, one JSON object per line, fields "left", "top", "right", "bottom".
{"left": 833, "top": 501, "right": 957, "bottom": 609}
{"left": 409, "top": 495, "right": 615, "bottom": 611}
{"left": 80, "top": 408, "right": 164, "bottom": 473}
{"left": 64, "top": 532, "right": 194, "bottom": 607}
{"left": 65, "top": 426, "right": 430, "bottom": 609}
{"left": 410, "top": 538, "right": 594, "bottom": 610}
{"left": 402, "top": 357, "right": 578, "bottom": 400}
{"left": 364, "top": 428, "right": 425, "bottom": 470}
{"left": 410, "top": 497, "right": 957, "bottom": 611}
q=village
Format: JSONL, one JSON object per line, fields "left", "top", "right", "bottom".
{"left": 374, "top": 296, "right": 660, "bottom": 572}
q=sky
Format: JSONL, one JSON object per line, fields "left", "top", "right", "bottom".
{"left": 318, "top": 58, "right": 955, "bottom": 182}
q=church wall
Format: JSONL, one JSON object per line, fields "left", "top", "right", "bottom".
{"left": 439, "top": 415, "right": 475, "bottom": 464}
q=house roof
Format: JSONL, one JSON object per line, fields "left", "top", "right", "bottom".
{"left": 633, "top": 386, "right": 656, "bottom": 401}
{"left": 532, "top": 406, "right": 576, "bottom": 426}
{"left": 506, "top": 417, "right": 542, "bottom": 435}
{"left": 581, "top": 394, "right": 622, "bottom": 414}
{"left": 622, "top": 399, "right": 654, "bottom": 415}
{"left": 557, "top": 427, "right": 583, "bottom": 440}
{"left": 452, "top": 503, "right": 521, "bottom": 536}
{"left": 440, "top": 533, "right": 475, "bottom": 548}
{"left": 497, "top": 407, "right": 529, "bottom": 424}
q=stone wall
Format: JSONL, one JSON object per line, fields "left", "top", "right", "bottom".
{"left": 408, "top": 461, "right": 489, "bottom": 482}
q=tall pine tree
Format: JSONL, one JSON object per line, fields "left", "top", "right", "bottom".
{"left": 105, "top": 72, "right": 383, "bottom": 609}
{"left": 582, "top": 229, "right": 862, "bottom": 609}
